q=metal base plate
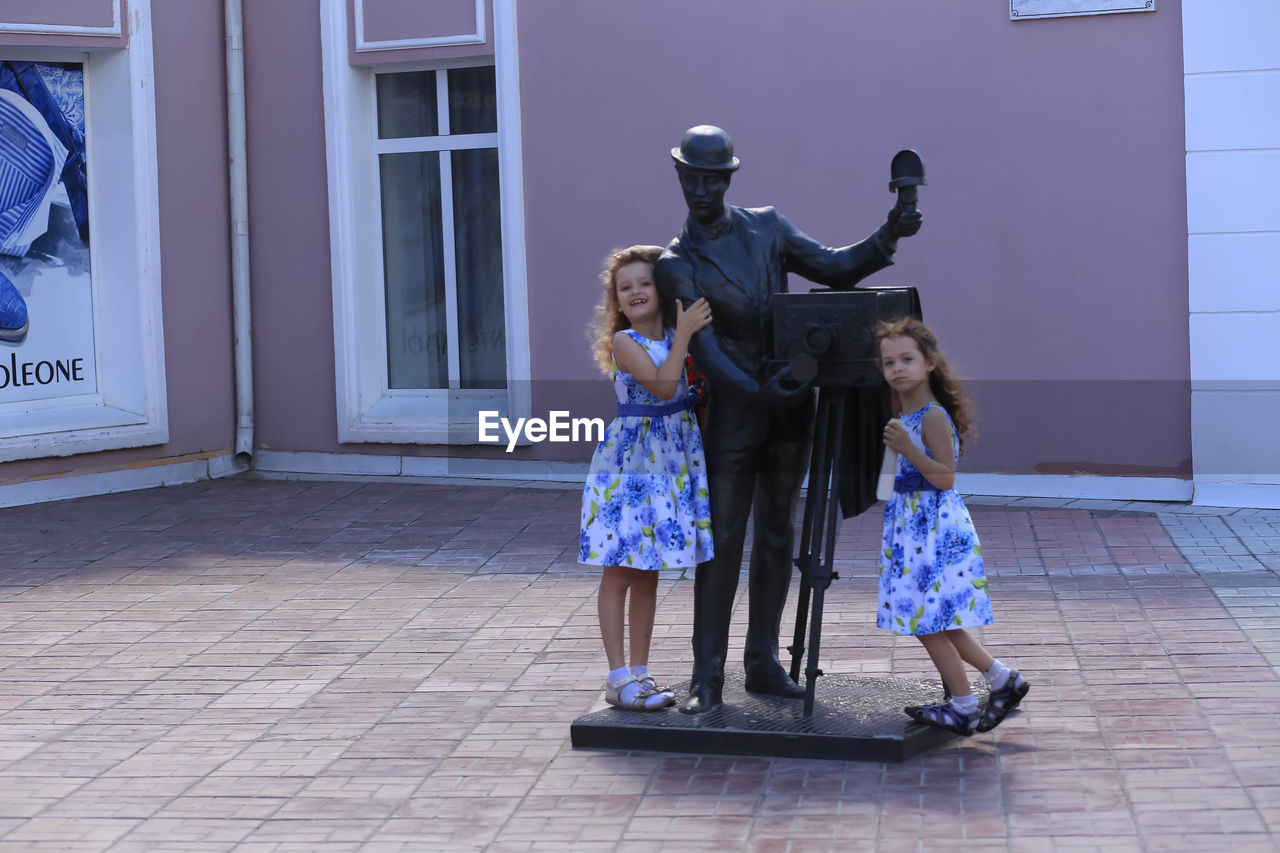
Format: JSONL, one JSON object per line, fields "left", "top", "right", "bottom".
{"left": 571, "top": 673, "right": 985, "bottom": 763}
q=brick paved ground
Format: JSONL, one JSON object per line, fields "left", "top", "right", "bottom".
{"left": 1, "top": 477, "right": 1278, "bottom": 852}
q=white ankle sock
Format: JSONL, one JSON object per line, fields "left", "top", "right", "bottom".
{"left": 951, "top": 693, "right": 979, "bottom": 714}
{"left": 632, "top": 665, "right": 674, "bottom": 697}
{"left": 608, "top": 666, "right": 665, "bottom": 709}
{"left": 984, "top": 660, "right": 1011, "bottom": 690}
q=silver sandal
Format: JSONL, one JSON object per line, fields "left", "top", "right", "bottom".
{"left": 636, "top": 675, "right": 677, "bottom": 708}
{"left": 605, "top": 675, "right": 670, "bottom": 711}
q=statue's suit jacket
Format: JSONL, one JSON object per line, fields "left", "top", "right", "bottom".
{"left": 654, "top": 205, "right": 900, "bottom": 518}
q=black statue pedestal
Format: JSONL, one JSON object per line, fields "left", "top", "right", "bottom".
{"left": 571, "top": 673, "right": 987, "bottom": 763}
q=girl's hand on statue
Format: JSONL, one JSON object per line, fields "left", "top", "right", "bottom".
{"left": 675, "top": 298, "right": 713, "bottom": 337}
{"left": 883, "top": 419, "right": 913, "bottom": 455}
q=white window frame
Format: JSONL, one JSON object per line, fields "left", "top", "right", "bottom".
{"left": 0, "top": 0, "right": 122, "bottom": 38}
{"left": 354, "top": 0, "right": 485, "bottom": 52}
{"left": 320, "top": 0, "right": 530, "bottom": 445}
{"left": 0, "top": 0, "right": 168, "bottom": 462}
{"left": 373, "top": 67, "right": 500, "bottom": 397}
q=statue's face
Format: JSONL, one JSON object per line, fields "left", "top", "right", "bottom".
{"left": 677, "top": 166, "right": 731, "bottom": 225}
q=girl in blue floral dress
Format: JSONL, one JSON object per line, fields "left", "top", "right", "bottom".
{"left": 580, "top": 245, "right": 715, "bottom": 711}
{"left": 877, "top": 318, "right": 1029, "bottom": 735}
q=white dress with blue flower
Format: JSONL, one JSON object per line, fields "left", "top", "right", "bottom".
{"left": 878, "top": 402, "right": 993, "bottom": 635}
{"left": 578, "top": 329, "right": 714, "bottom": 570}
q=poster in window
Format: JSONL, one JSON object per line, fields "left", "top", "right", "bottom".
{"left": 0, "top": 61, "right": 95, "bottom": 403}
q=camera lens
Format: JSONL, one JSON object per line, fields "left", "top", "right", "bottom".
{"left": 804, "top": 324, "right": 834, "bottom": 355}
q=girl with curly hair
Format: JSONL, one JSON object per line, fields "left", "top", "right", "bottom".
{"left": 579, "top": 245, "right": 715, "bottom": 710}
{"left": 876, "top": 317, "right": 1028, "bottom": 735}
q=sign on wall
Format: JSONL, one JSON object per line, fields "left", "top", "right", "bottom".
{"left": 1011, "top": 1, "right": 1154, "bottom": 19}
{"left": 0, "top": 61, "right": 95, "bottom": 403}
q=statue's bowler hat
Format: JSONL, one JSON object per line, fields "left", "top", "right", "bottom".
{"left": 671, "top": 125, "right": 740, "bottom": 172}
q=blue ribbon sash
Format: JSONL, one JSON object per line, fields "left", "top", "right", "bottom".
{"left": 893, "top": 472, "right": 943, "bottom": 493}
{"left": 617, "top": 396, "right": 695, "bottom": 418}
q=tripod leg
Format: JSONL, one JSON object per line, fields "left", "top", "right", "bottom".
{"left": 788, "top": 397, "right": 828, "bottom": 683}
{"left": 803, "top": 391, "right": 846, "bottom": 717}
{"left": 788, "top": 575, "right": 811, "bottom": 683}
{"left": 783, "top": 389, "right": 834, "bottom": 676}
{"left": 804, "top": 588, "right": 825, "bottom": 716}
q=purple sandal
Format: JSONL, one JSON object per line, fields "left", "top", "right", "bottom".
{"left": 977, "top": 671, "right": 1029, "bottom": 732}
{"left": 905, "top": 700, "right": 978, "bottom": 736}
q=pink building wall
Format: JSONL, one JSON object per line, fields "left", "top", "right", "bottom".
{"left": 0, "top": 1, "right": 1192, "bottom": 482}
{"left": 517, "top": 2, "right": 1190, "bottom": 476}
{"left": 243, "top": 1, "right": 1190, "bottom": 476}
{"left": 150, "top": 0, "right": 235, "bottom": 462}
{"left": 244, "top": 0, "right": 341, "bottom": 455}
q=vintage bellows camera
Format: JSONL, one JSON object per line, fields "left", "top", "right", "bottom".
{"left": 773, "top": 286, "right": 921, "bottom": 388}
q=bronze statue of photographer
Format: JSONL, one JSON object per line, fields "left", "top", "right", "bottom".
{"left": 654, "top": 125, "right": 923, "bottom": 714}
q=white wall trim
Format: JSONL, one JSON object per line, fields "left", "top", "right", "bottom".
{"left": 374, "top": 132, "right": 498, "bottom": 154}
{"left": 0, "top": 452, "right": 1220, "bottom": 509}
{"left": 321, "top": 0, "right": 529, "bottom": 445}
{"left": 0, "top": 1, "right": 122, "bottom": 37}
{"left": 354, "top": 0, "right": 485, "bottom": 51}
{"left": 254, "top": 450, "right": 584, "bottom": 482}
{"left": 955, "top": 473, "right": 1192, "bottom": 502}
{"left": 321, "top": 0, "right": 376, "bottom": 443}
{"left": 0, "top": 453, "right": 247, "bottom": 509}
{"left": 127, "top": 0, "right": 168, "bottom": 450}
{"left": 1183, "top": 0, "right": 1280, "bottom": 497}
{"left": 493, "top": 0, "right": 531, "bottom": 436}
{"left": 1193, "top": 482, "right": 1280, "bottom": 510}
{"left": 254, "top": 451, "right": 1197, "bottom": 501}
{"left": 0, "top": 0, "right": 169, "bottom": 462}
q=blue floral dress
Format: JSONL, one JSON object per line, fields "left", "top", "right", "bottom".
{"left": 878, "top": 402, "right": 993, "bottom": 635}
{"left": 578, "top": 329, "right": 714, "bottom": 570}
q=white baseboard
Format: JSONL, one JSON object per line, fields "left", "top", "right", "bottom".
{"left": 954, "top": 473, "right": 1193, "bottom": 502}
{"left": 257, "top": 451, "right": 1196, "bottom": 501}
{"left": 254, "top": 450, "right": 587, "bottom": 483}
{"left": 9, "top": 450, "right": 1249, "bottom": 509}
{"left": 208, "top": 454, "right": 250, "bottom": 479}
{"left": 254, "top": 449, "right": 403, "bottom": 477}
{"left": 0, "top": 454, "right": 249, "bottom": 509}
{"left": 1192, "top": 481, "right": 1280, "bottom": 509}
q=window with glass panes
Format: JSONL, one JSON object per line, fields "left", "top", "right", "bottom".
{"left": 374, "top": 66, "right": 506, "bottom": 391}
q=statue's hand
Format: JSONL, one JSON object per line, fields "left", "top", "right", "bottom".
{"left": 887, "top": 202, "right": 923, "bottom": 239}
{"left": 759, "top": 364, "right": 813, "bottom": 404}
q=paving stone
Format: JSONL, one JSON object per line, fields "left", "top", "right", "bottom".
{"left": 0, "top": 478, "right": 1277, "bottom": 848}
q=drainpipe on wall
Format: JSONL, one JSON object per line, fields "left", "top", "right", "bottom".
{"left": 225, "top": 0, "right": 253, "bottom": 465}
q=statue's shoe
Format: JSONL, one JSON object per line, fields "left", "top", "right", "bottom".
{"left": 0, "top": 271, "right": 27, "bottom": 343}
{"left": 744, "top": 665, "right": 805, "bottom": 698}
{"left": 678, "top": 679, "right": 722, "bottom": 715}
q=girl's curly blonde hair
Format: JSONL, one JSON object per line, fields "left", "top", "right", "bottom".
{"left": 875, "top": 317, "right": 976, "bottom": 456}
{"left": 587, "top": 245, "right": 670, "bottom": 376}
